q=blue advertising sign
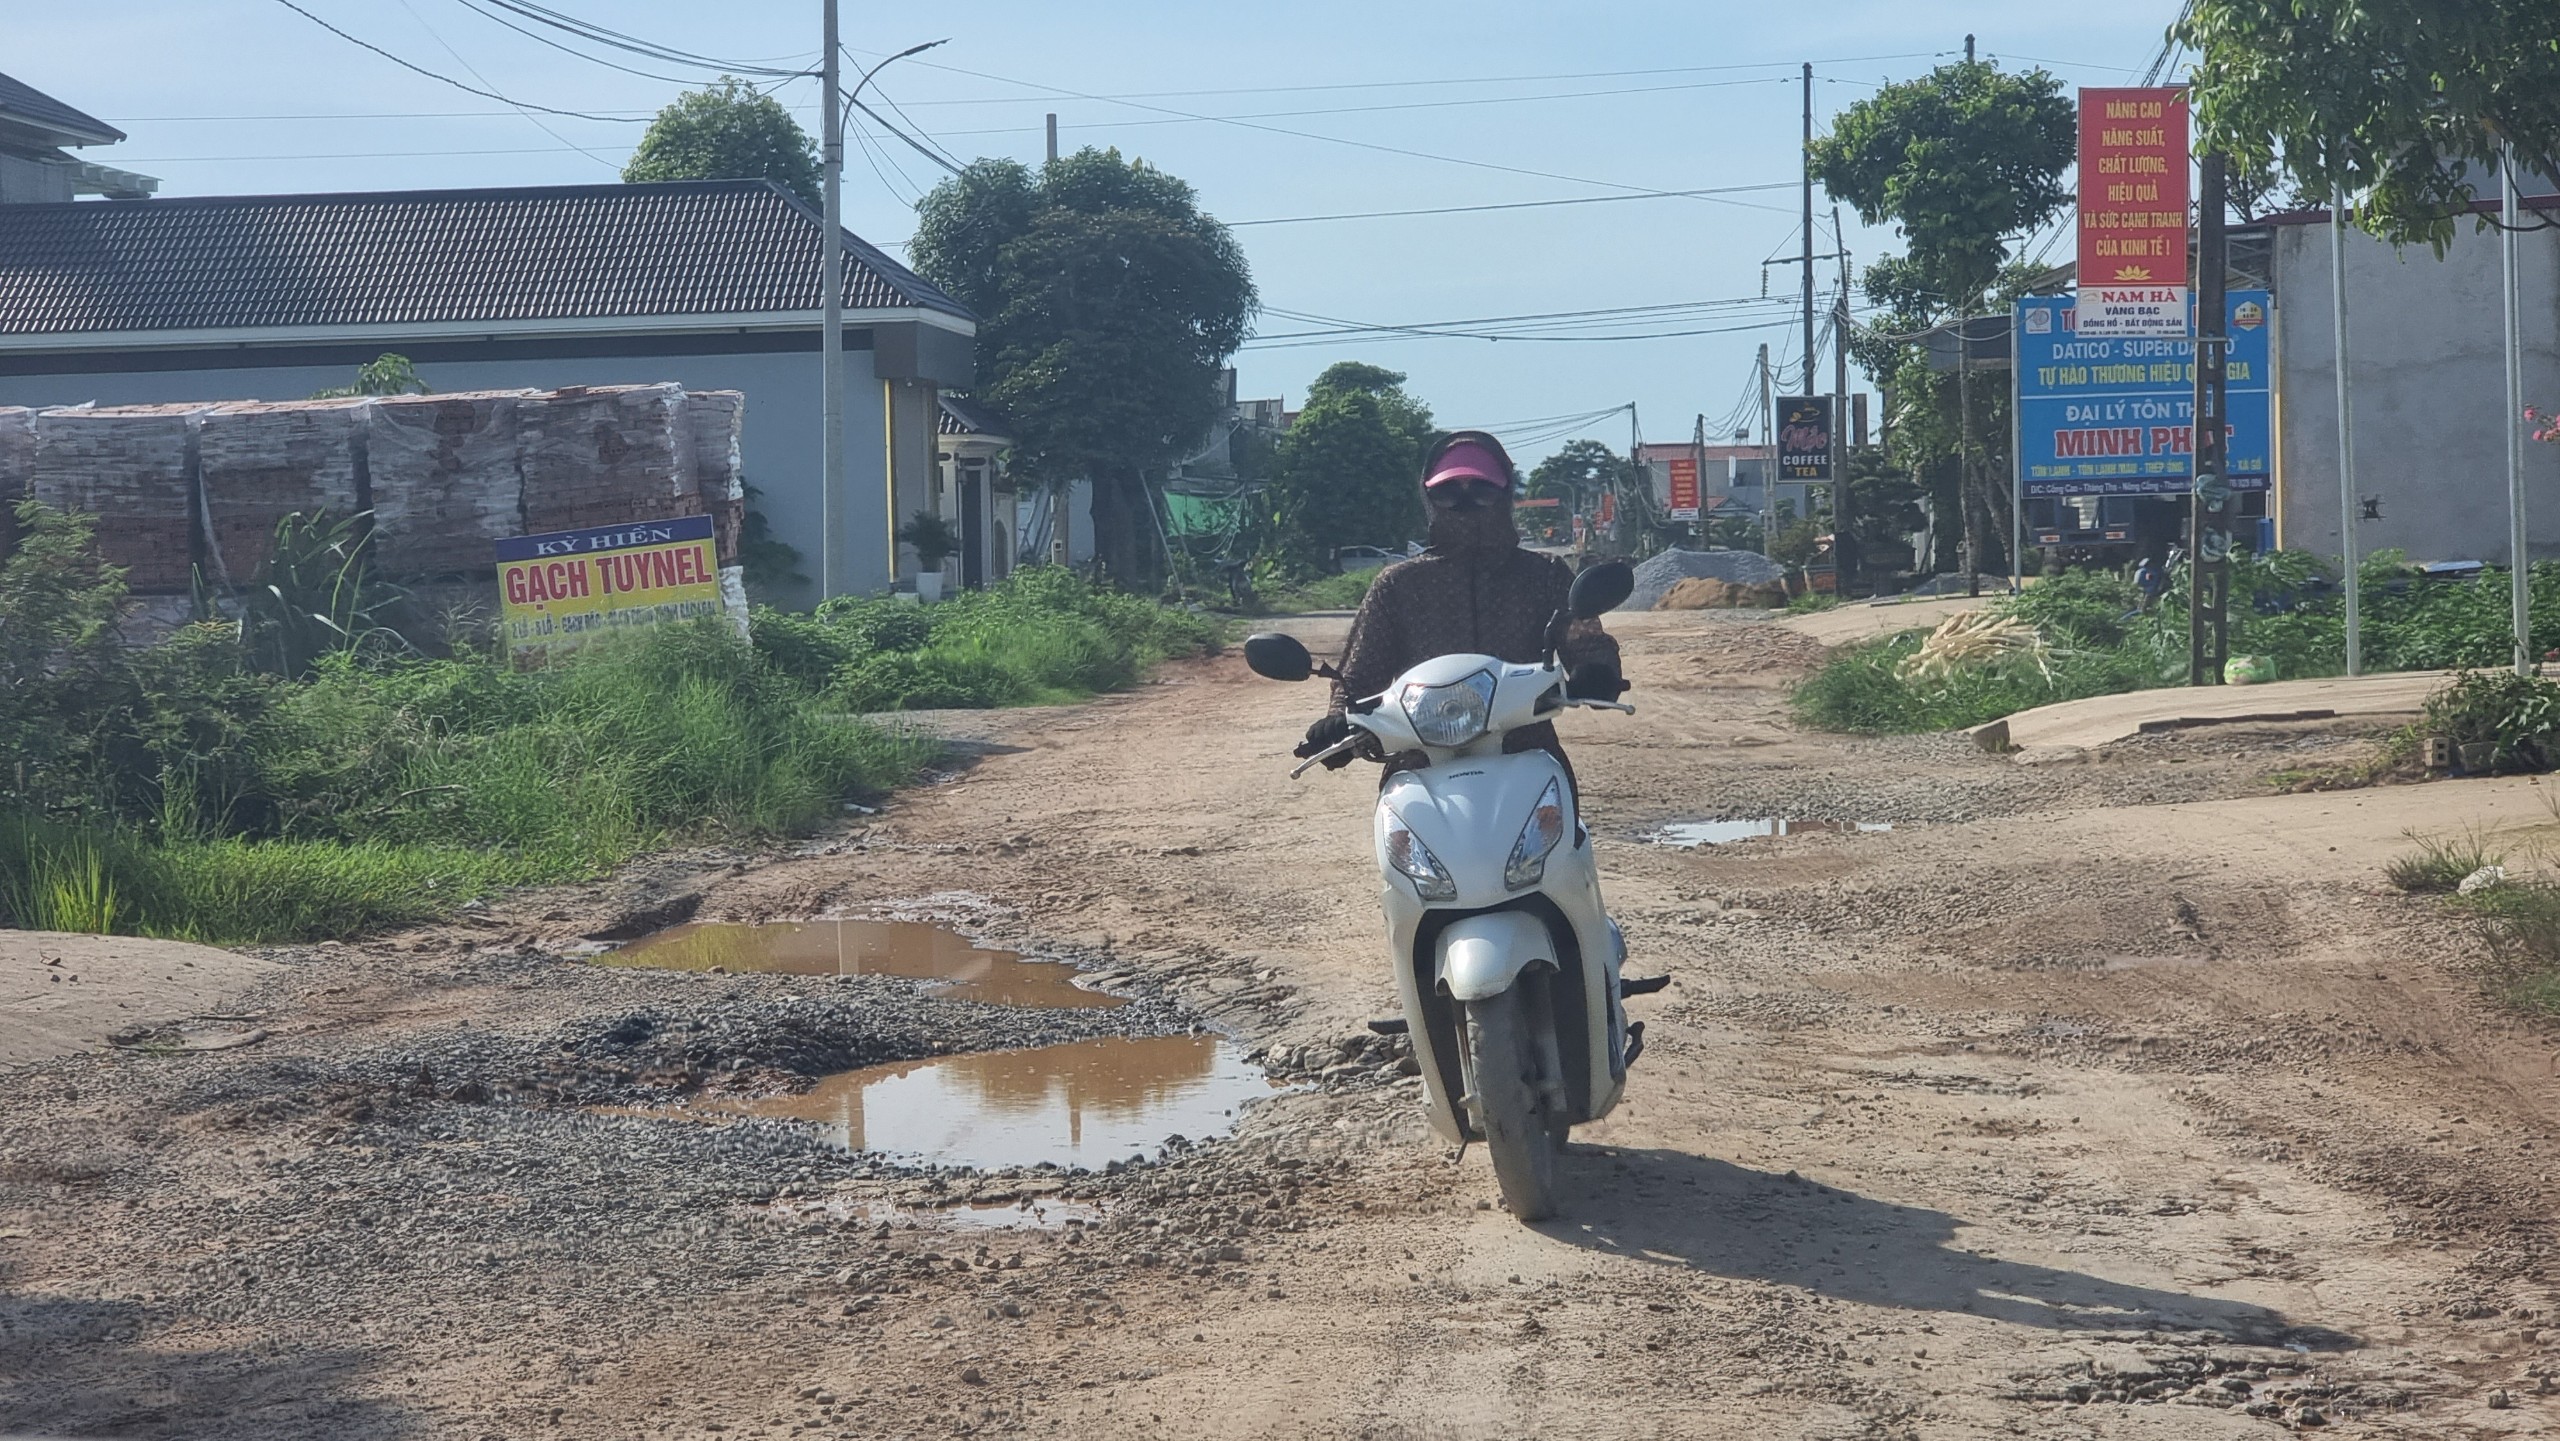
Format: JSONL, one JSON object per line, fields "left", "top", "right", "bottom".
{"left": 2015, "top": 291, "right": 2270, "bottom": 498}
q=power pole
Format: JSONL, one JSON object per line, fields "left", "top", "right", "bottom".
{"left": 2331, "top": 178, "right": 2361, "bottom": 675}
{"left": 1831, "top": 205, "right": 1853, "bottom": 594}
{"left": 1045, "top": 112, "right": 1058, "bottom": 164}
{"left": 818, "top": 0, "right": 845, "bottom": 599}
{"left": 1801, "top": 62, "right": 1817, "bottom": 400}
{"left": 1964, "top": 33, "right": 1976, "bottom": 63}
{"left": 2506, "top": 140, "right": 2533, "bottom": 674}
{"left": 1759, "top": 344, "right": 1776, "bottom": 555}
{"left": 2190, "top": 153, "right": 2232, "bottom": 686}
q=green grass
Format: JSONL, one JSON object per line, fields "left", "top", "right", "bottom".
{"left": 2384, "top": 828, "right": 2504, "bottom": 894}
{"left": 1783, "top": 592, "right": 1841, "bottom": 615}
{"left": 2447, "top": 879, "right": 2560, "bottom": 1018}
{"left": 756, "top": 567, "right": 1223, "bottom": 713}
{"left": 1263, "top": 565, "right": 1383, "bottom": 614}
{"left": 1786, "top": 630, "right": 2151, "bottom": 734}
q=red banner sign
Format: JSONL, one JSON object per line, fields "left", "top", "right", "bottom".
{"left": 1666, "top": 457, "right": 1700, "bottom": 519}
{"left": 2078, "top": 87, "right": 2188, "bottom": 290}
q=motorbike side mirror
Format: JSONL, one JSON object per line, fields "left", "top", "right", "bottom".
{"left": 1569, "top": 560, "right": 1635, "bottom": 618}
{"left": 1243, "top": 632, "right": 1316, "bottom": 682}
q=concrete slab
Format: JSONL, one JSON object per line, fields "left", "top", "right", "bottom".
{"left": 0, "top": 931, "right": 281, "bottom": 1067}
{"left": 1975, "top": 669, "right": 2455, "bottom": 754}
{"left": 1776, "top": 596, "right": 1986, "bottom": 647}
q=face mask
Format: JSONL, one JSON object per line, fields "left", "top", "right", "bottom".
{"left": 1426, "top": 494, "right": 1518, "bottom": 554}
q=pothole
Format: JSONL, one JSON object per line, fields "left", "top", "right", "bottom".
{"left": 709, "top": 1034, "right": 1280, "bottom": 1170}
{"left": 600, "top": 919, "right": 1121, "bottom": 1009}
{"left": 1651, "top": 818, "right": 1895, "bottom": 847}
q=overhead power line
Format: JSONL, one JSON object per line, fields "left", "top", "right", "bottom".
{"left": 861, "top": 45, "right": 1801, "bottom": 213}
{"left": 472, "top": 0, "right": 811, "bottom": 77}
{"left": 1227, "top": 182, "right": 1793, "bottom": 227}
{"left": 266, "top": 0, "right": 647, "bottom": 122}
{"left": 394, "top": 0, "right": 619, "bottom": 168}
{"left": 446, "top": 0, "right": 730, "bottom": 85}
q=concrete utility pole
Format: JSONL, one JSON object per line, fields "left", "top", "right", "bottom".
{"left": 1801, "top": 63, "right": 1816, "bottom": 395}
{"left": 2331, "top": 177, "right": 2361, "bottom": 675}
{"left": 1832, "top": 204, "right": 1853, "bottom": 593}
{"left": 819, "top": 0, "right": 845, "bottom": 599}
{"left": 2506, "top": 140, "right": 2533, "bottom": 674}
{"left": 1045, "top": 112, "right": 1058, "bottom": 164}
{"left": 1965, "top": 33, "right": 1975, "bottom": 63}
{"left": 1759, "top": 344, "right": 1776, "bottom": 554}
{"left": 2190, "top": 153, "right": 2233, "bottom": 686}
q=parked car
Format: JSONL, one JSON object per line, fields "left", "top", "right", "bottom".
{"left": 1333, "top": 543, "right": 1421, "bottom": 573}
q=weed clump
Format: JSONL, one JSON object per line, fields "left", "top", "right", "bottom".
{"left": 2384, "top": 829, "right": 2504, "bottom": 894}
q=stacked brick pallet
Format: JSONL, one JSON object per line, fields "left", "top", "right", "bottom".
{"left": 0, "top": 384, "right": 746, "bottom": 591}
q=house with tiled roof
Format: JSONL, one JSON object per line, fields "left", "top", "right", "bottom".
{"left": 0, "top": 175, "right": 978, "bottom": 604}
{"left": 0, "top": 70, "right": 155, "bottom": 203}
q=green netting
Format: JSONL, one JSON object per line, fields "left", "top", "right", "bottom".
{"left": 1163, "top": 492, "right": 1242, "bottom": 539}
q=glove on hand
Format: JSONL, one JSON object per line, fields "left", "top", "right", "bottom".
{"left": 1567, "top": 661, "right": 1629, "bottom": 701}
{"left": 1294, "top": 712, "right": 1360, "bottom": 769}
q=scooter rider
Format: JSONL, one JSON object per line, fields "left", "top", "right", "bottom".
{"left": 1294, "top": 430, "right": 1627, "bottom": 779}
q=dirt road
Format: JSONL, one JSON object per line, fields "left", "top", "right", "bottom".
{"left": 6, "top": 611, "right": 2557, "bottom": 1439}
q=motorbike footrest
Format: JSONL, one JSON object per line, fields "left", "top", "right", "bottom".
{"left": 1623, "top": 1020, "right": 1647, "bottom": 1070}
{"left": 1365, "top": 1016, "right": 1410, "bottom": 1036}
{"left": 1620, "top": 974, "right": 1671, "bottom": 997}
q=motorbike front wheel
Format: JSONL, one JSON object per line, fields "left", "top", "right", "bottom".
{"left": 1462, "top": 987, "right": 1561, "bottom": 1221}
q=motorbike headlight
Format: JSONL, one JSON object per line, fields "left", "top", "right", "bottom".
{"left": 1399, "top": 670, "right": 1496, "bottom": 748}
{"left": 1504, "top": 778, "right": 1568, "bottom": 890}
{"left": 1382, "top": 808, "right": 1458, "bottom": 902}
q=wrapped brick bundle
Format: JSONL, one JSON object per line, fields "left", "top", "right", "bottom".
{"left": 684, "top": 389, "right": 746, "bottom": 565}
{"left": 366, "top": 389, "right": 534, "bottom": 577}
{"left": 196, "top": 397, "right": 368, "bottom": 582}
{"left": 30, "top": 403, "right": 208, "bottom": 592}
{"left": 519, "top": 383, "right": 690, "bottom": 538}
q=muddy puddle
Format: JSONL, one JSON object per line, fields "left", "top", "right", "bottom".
{"left": 716, "top": 1034, "right": 1279, "bottom": 1171}
{"left": 1652, "top": 818, "right": 1895, "bottom": 847}
{"left": 766, "top": 1196, "right": 1105, "bottom": 1231}
{"left": 603, "top": 919, "right": 1119, "bottom": 1009}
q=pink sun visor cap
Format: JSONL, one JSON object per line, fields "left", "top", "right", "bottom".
{"left": 1424, "top": 438, "right": 1509, "bottom": 491}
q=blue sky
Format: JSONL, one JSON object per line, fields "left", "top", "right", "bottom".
{"left": 16, "top": 0, "right": 2187, "bottom": 462}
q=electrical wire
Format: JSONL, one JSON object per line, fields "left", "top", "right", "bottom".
{"left": 472, "top": 0, "right": 811, "bottom": 77}
{"left": 859, "top": 46, "right": 1802, "bottom": 213}
{"left": 445, "top": 0, "right": 726, "bottom": 85}
{"left": 266, "top": 0, "right": 649, "bottom": 121}
{"left": 395, "top": 0, "right": 620, "bottom": 170}
{"left": 1224, "top": 182, "right": 1794, "bottom": 227}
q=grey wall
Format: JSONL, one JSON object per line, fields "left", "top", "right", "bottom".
{"left": 0, "top": 341, "right": 886, "bottom": 608}
{"left": 2273, "top": 219, "right": 2560, "bottom": 563}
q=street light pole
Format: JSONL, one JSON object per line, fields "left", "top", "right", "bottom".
{"left": 2331, "top": 177, "right": 2360, "bottom": 676}
{"left": 819, "top": 0, "right": 844, "bottom": 600}
{"left": 2505, "top": 140, "right": 2532, "bottom": 675}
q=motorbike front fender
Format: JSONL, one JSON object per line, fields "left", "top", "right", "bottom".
{"left": 1435, "top": 910, "right": 1556, "bottom": 1001}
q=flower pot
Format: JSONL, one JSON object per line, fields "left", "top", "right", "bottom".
{"left": 914, "top": 570, "right": 945, "bottom": 604}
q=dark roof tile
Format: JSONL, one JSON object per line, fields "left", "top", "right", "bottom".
{"left": 0, "top": 71, "right": 123, "bottom": 147}
{"left": 0, "top": 179, "right": 971, "bottom": 336}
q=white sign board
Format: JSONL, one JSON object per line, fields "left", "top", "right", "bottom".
{"left": 2074, "top": 285, "right": 2190, "bottom": 338}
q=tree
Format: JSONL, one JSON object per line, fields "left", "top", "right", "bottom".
{"left": 623, "top": 78, "right": 820, "bottom": 208}
{"left": 311, "top": 353, "right": 427, "bottom": 399}
{"left": 1525, "top": 439, "right": 1641, "bottom": 547}
{"left": 910, "top": 151, "right": 1256, "bottom": 591}
{"left": 2178, "top": 0, "right": 2560, "bottom": 248}
{"left": 1814, "top": 62, "right": 2072, "bottom": 587}
{"left": 1258, "top": 364, "right": 1434, "bottom": 573}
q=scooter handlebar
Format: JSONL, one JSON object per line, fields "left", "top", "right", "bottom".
{"left": 1288, "top": 735, "right": 1364, "bottom": 779}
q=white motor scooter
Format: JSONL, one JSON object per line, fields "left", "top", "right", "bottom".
{"left": 1243, "top": 561, "right": 1665, "bottom": 1221}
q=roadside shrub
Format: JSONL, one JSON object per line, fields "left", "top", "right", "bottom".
{"left": 2420, "top": 669, "right": 2560, "bottom": 773}
{"left": 2454, "top": 879, "right": 2560, "bottom": 1018}
{"left": 1790, "top": 630, "right": 2147, "bottom": 735}
{"left": 811, "top": 568, "right": 1219, "bottom": 712}
{"left": 2384, "top": 828, "right": 2503, "bottom": 893}
{"left": 749, "top": 605, "right": 859, "bottom": 690}
{"left": 2006, "top": 569, "right": 2139, "bottom": 646}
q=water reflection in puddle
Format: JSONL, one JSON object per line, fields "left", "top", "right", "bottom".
{"left": 1652, "top": 818, "right": 1895, "bottom": 847}
{"left": 768, "top": 1196, "right": 1105, "bottom": 1231}
{"left": 718, "top": 1035, "right": 1279, "bottom": 1170}
{"left": 602, "top": 919, "right": 1119, "bottom": 1010}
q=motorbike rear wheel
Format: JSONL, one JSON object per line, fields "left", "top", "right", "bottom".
{"left": 1462, "top": 987, "right": 1560, "bottom": 1221}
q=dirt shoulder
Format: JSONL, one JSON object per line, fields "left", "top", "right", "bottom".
{"left": 4, "top": 611, "right": 2556, "bottom": 1440}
